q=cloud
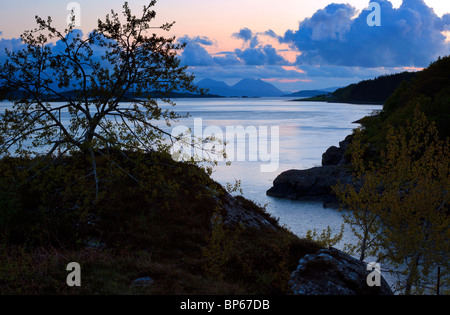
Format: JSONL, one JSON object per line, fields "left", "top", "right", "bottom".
{"left": 212, "top": 52, "right": 242, "bottom": 66}
{"left": 233, "top": 27, "right": 259, "bottom": 48}
{"left": 0, "top": 38, "right": 26, "bottom": 55}
{"left": 178, "top": 35, "right": 216, "bottom": 66}
{"left": 179, "top": 35, "right": 215, "bottom": 46}
{"left": 443, "top": 13, "right": 450, "bottom": 30}
{"left": 234, "top": 45, "right": 288, "bottom": 66}
{"left": 0, "top": 29, "right": 106, "bottom": 58}
{"left": 179, "top": 32, "right": 289, "bottom": 68}
{"left": 282, "top": 0, "right": 449, "bottom": 67}
{"left": 263, "top": 29, "right": 281, "bottom": 40}
{"left": 230, "top": 28, "right": 290, "bottom": 66}
{"left": 232, "top": 28, "right": 253, "bottom": 42}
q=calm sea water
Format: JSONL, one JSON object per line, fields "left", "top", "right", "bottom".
{"left": 165, "top": 97, "right": 382, "bottom": 247}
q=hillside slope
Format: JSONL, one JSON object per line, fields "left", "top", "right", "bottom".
{"left": 301, "top": 71, "right": 417, "bottom": 104}
{"left": 359, "top": 55, "right": 450, "bottom": 156}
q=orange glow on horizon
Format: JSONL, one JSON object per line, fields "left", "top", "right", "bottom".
{"left": 281, "top": 66, "right": 305, "bottom": 74}
{"left": 402, "top": 66, "right": 425, "bottom": 72}
{"left": 443, "top": 31, "right": 450, "bottom": 43}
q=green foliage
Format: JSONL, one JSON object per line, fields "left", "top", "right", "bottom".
{"left": 0, "top": 150, "right": 317, "bottom": 294}
{"left": 338, "top": 56, "right": 450, "bottom": 293}
{"left": 225, "top": 179, "right": 243, "bottom": 195}
{"left": 360, "top": 55, "right": 450, "bottom": 161}
{"left": 334, "top": 71, "right": 417, "bottom": 104}
{"left": 334, "top": 108, "right": 450, "bottom": 295}
{"left": 202, "top": 208, "right": 243, "bottom": 280}
{"left": 333, "top": 129, "right": 384, "bottom": 261}
{"left": 305, "top": 224, "right": 345, "bottom": 249}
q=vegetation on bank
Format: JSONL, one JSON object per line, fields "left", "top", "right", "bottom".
{"left": 299, "top": 71, "right": 417, "bottom": 105}
{"left": 0, "top": 151, "right": 321, "bottom": 294}
{"left": 359, "top": 56, "right": 450, "bottom": 160}
{"left": 331, "top": 56, "right": 450, "bottom": 295}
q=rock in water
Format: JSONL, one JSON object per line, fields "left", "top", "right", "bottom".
{"left": 289, "top": 248, "right": 393, "bottom": 295}
{"left": 322, "top": 134, "right": 352, "bottom": 166}
{"left": 267, "top": 134, "right": 355, "bottom": 202}
{"left": 322, "top": 146, "right": 343, "bottom": 166}
{"left": 266, "top": 165, "right": 353, "bottom": 202}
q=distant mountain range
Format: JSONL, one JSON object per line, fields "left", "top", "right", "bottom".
{"left": 197, "top": 78, "right": 284, "bottom": 97}
{"left": 197, "top": 78, "right": 340, "bottom": 98}
{"left": 3, "top": 77, "right": 341, "bottom": 100}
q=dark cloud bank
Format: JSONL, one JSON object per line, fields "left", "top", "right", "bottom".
{"left": 283, "top": 0, "right": 450, "bottom": 68}
{"left": 175, "top": 0, "right": 449, "bottom": 84}
{"left": 1, "top": 0, "right": 449, "bottom": 87}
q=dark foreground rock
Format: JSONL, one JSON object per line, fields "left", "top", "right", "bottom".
{"left": 221, "top": 191, "right": 277, "bottom": 230}
{"left": 289, "top": 248, "right": 393, "bottom": 295}
{"left": 266, "top": 165, "right": 353, "bottom": 202}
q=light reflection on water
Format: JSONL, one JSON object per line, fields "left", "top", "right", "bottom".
{"left": 169, "top": 97, "right": 382, "bottom": 248}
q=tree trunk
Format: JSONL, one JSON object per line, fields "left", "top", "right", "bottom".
{"left": 359, "top": 236, "right": 367, "bottom": 261}
{"left": 404, "top": 254, "right": 421, "bottom": 295}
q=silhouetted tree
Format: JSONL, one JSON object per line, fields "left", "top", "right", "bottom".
{"left": 0, "top": 1, "right": 199, "bottom": 197}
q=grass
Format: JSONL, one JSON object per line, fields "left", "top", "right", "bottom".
{"left": 0, "top": 151, "right": 322, "bottom": 295}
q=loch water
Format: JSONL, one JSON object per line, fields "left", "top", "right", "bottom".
{"left": 167, "top": 97, "right": 382, "bottom": 247}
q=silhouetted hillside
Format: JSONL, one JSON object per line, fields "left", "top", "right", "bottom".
{"left": 382, "top": 56, "right": 450, "bottom": 137}
{"left": 358, "top": 55, "right": 450, "bottom": 158}
{"left": 283, "top": 90, "right": 331, "bottom": 98}
{"left": 302, "top": 71, "right": 417, "bottom": 104}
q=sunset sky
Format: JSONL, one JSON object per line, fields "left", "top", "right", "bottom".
{"left": 1, "top": 0, "right": 449, "bottom": 91}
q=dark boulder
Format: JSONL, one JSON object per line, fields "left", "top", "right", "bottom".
{"left": 289, "top": 247, "right": 393, "bottom": 295}
{"left": 322, "top": 146, "right": 343, "bottom": 166}
{"left": 266, "top": 165, "right": 353, "bottom": 202}
{"left": 322, "top": 135, "right": 352, "bottom": 166}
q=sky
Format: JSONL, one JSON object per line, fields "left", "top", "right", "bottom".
{"left": 0, "top": 0, "right": 449, "bottom": 92}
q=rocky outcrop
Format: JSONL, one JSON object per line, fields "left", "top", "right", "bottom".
{"left": 266, "top": 165, "right": 353, "bottom": 202}
{"left": 322, "top": 146, "right": 344, "bottom": 166}
{"left": 322, "top": 135, "right": 352, "bottom": 166}
{"left": 266, "top": 135, "right": 354, "bottom": 202}
{"left": 289, "top": 248, "right": 393, "bottom": 295}
{"left": 221, "top": 191, "right": 278, "bottom": 230}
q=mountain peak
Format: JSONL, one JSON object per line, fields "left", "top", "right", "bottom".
{"left": 232, "top": 79, "right": 284, "bottom": 97}
{"left": 197, "top": 78, "right": 229, "bottom": 89}
{"left": 197, "top": 78, "right": 284, "bottom": 97}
